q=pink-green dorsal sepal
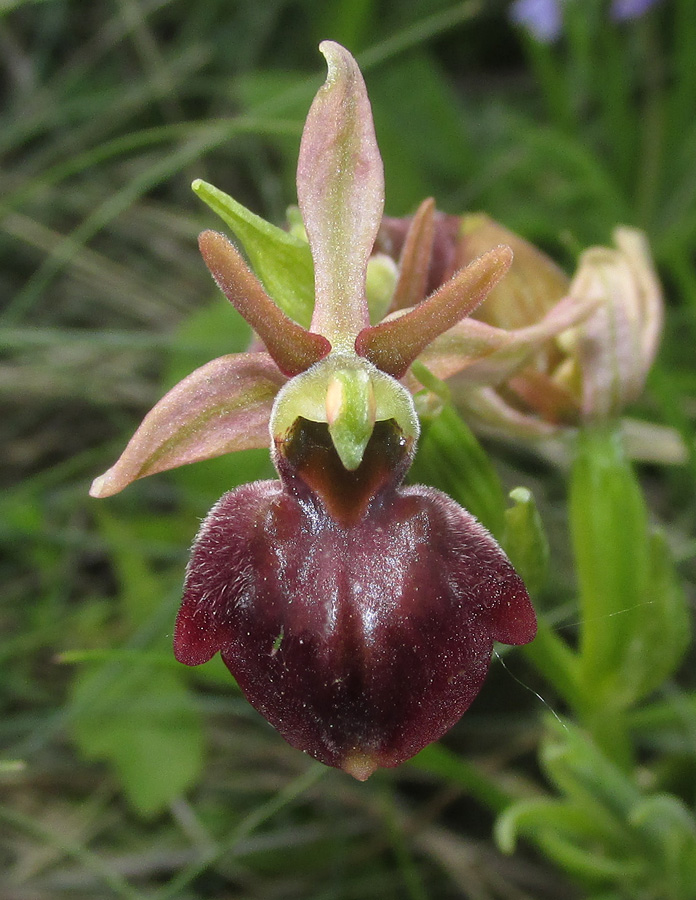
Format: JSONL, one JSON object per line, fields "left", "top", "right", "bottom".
{"left": 199, "top": 231, "right": 330, "bottom": 376}
{"left": 298, "top": 41, "right": 384, "bottom": 349}
{"left": 356, "top": 245, "right": 514, "bottom": 379}
{"left": 89, "top": 353, "right": 287, "bottom": 498}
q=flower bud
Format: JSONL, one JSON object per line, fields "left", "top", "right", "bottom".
{"left": 556, "top": 228, "right": 663, "bottom": 421}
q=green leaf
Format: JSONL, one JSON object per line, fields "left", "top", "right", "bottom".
{"left": 96, "top": 510, "right": 163, "bottom": 629}
{"left": 570, "top": 426, "right": 649, "bottom": 703}
{"left": 497, "top": 721, "right": 640, "bottom": 882}
{"left": 409, "top": 744, "right": 511, "bottom": 814}
{"left": 630, "top": 794, "right": 696, "bottom": 896}
{"left": 408, "top": 405, "right": 505, "bottom": 538}
{"left": 368, "top": 52, "right": 473, "bottom": 213}
{"left": 519, "top": 720, "right": 696, "bottom": 897}
{"left": 71, "top": 661, "right": 204, "bottom": 817}
{"left": 541, "top": 719, "right": 640, "bottom": 820}
{"left": 626, "top": 690, "right": 696, "bottom": 754}
{"left": 627, "top": 531, "right": 690, "bottom": 699}
{"left": 570, "top": 426, "right": 689, "bottom": 714}
{"left": 495, "top": 797, "right": 609, "bottom": 856}
{"left": 193, "top": 179, "right": 315, "bottom": 328}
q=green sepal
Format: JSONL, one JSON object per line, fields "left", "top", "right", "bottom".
{"left": 503, "top": 486, "right": 550, "bottom": 598}
{"left": 192, "top": 179, "right": 315, "bottom": 328}
{"left": 570, "top": 425, "right": 689, "bottom": 714}
{"left": 407, "top": 404, "right": 505, "bottom": 538}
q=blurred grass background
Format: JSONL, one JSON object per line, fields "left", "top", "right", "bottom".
{"left": 2, "top": 1, "right": 695, "bottom": 898}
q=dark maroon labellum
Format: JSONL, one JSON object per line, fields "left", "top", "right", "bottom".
{"left": 174, "top": 419, "right": 536, "bottom": 780}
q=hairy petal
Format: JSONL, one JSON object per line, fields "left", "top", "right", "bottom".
{"left": 199, "top": 230, "right": 330, "bottom": 376}
{"left": 298, "top": 41, "right": 384, "bottom": 348}
{"left": 174, "top": 469, "right": 535, "bottom": 778}
{"left": 356, "top": 246, "right": 513, "bottom": 378}
{"left": 89, "top": 353, "right": 286, "bottom": 498}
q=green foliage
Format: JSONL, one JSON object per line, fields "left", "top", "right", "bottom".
{"left": 408, "top": 404, "right": 507, "bottom": 538}
{"left": 497, "top": 719, "right": 696, "bottom": 900}
{"left": 71, "top": 660, "right": 204, "bottom": 818}
{"left": 570, "top": 426, "right": 689, "bottom": 722}
{"left": 503, "top": 486, "right": 550, "bottom": 598}
{"left": 68, "top": 511, "right": 205, "bottom": 816}
{"left": 193, "top": 179, "right": 316, "bottom": 327}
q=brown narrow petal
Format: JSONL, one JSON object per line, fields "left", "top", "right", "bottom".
{"left": 297, "top": 42, "right": 384, "bottom": 348}
{"left": 89, "top": 353, "right": 285, "bottom": 498}
{"left": 356, "top": 246, "right": 513, "bottom": 378}
{"left": 387, "top": 198, "right": 436, "bottom": 313}
{"left": 199, "top": 231, "right": 330, "bottom": 376}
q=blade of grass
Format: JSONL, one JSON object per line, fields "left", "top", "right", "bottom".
{"left": 0, "top": 803, "right": 147, "bottom": 900}
{"left": 154, "top": 763, "right": 327, "bottom": 900}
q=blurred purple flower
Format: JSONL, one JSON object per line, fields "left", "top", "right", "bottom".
{"left": 610, "top": 0, "right": 662, "bottom": 20}
{"left": 509, "top": 0, "right": 563, "bottom": 42}
{"left": 510, "top": 0, "right": 662, "bottom": 42}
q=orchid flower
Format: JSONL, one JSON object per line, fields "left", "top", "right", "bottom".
{"left": 373, "top": 209, "right": 673, "bottom": 463}
{"left": 90, "top": 43, "right": 539, "bottom": 780}
{"left": 440, "top": 216, "right": 663, "bottom": 440}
